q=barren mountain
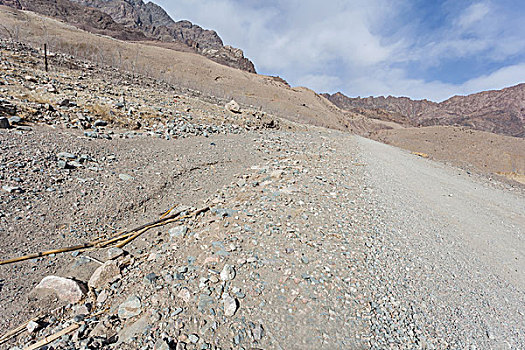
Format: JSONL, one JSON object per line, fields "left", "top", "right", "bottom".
{"left": 0, "top": 0, "right": 256, "bottom": 72}
{"left": 324, "top": 84, "right": 525, "bottom": 137}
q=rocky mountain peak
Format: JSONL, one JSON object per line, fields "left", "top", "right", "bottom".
{"left": 0, "top": 0, "right": 255, "bottom": 72}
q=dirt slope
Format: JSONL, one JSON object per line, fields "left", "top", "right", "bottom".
{"left": 372, "top": 126, "right": 525, "bottom": 184}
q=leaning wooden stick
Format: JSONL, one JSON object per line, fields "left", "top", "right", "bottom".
{"left": 24, "top": 322, "right": 80, "bottom": 350}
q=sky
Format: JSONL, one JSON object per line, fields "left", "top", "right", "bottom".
{"left": 152, "top": 0, "right": 525, "bottom": 102}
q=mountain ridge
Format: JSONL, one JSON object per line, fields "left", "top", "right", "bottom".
{"left": 323, "top": 83, "right": 525, "bottom": 138}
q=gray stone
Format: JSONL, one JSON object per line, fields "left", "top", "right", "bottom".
{"left": 0, "top": 99, "right": 16, "bottom": 115}
{"left": 84, "top": 131, "right": 99, "bottom": 138}
{"left": 8, "top": 116, "right": 21, "bottom": 124}
{"left": 88, "top": 260, "right": 121, "bottom": 289}
{"left": 188, "top": 334, "right": 199, "bottom": 343}
{"left": 251, "top": 324, "right": 264, "bottom": 341}
{"left": 57, "top": 152, "right": 76, "bottom": 160}
{"left": 2, "top": 185, "right": 22, "bottom": 193}
{"left": 154, "top": 339, "right": 170, "bottom": 350}
{"left": 169, "top": 225, "right": 188, "bottom": 239}
{"left": 0, "top": 117, "right": 10, "bottom": 129}
{"left": 107, "top": 247, "right": 124, "bottom": 260}
{"left": 33, "top": 276, "right": 87, "bottom": 304}
{"left": 118, "top": 296, "right": 142, "bottom": 319}
{"left": 198, "top": 295, "right": 214, "bottom": 313}
{"left": 145, "top": 273, "right": 158, "bottom": 284}
{"left": 116, "top": 312, "right": 151, "bottom": 344}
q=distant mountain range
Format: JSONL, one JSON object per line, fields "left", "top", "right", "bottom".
{"left": 0, "top": 0, "right": 256, "bottom": 72}
{"left": 323, "top": 83, "right": 525, "bottom": 138}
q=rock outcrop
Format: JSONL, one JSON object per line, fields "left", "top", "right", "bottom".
{"left": 323, "top": 84, "right": 525, "bottom": 138}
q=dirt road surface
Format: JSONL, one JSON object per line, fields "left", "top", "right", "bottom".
{"left": 356, "top": 136, "right": 525, "bottom": 348}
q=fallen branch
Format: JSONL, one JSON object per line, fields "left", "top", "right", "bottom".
{"left": 24, "top": 322, "right": 81, "bottom": 350}
{"left": 0, "top": 243, "right": 96, "bottom": 266}
{"left": 115, "top": 207, "right": 209, "bottom": 248}
{"left": 0, "top": 315, "right": 42, "bottom": 345}
{"left": 0, "top": 207, "right": 210, "bottom": 265}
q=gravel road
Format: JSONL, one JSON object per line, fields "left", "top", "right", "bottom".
{"left": 355, "top": 136, "right": 525, "bottom": 348}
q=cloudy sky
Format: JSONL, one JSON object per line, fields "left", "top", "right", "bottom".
{"left": 153, "top": 0, "right": 525, "bottom": 101}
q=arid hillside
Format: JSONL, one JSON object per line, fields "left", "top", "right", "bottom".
{"left": 0, "top": 5, "right": 353, "bottom": 130}
{"left": 324, "top": 84, "right": 525, "bottom": 138}
{"left": 0, "top": 0, "right": 256, "bottom": 72}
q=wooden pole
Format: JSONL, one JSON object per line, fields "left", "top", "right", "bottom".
{"left": 44, "top": 43, "right": 48, "bottom": 72}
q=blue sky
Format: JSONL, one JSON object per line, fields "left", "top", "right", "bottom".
{"left": 152, "top": 0, "right": 525, "bottom": 101}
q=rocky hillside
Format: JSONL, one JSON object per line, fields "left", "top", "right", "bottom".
{"left": 324, "top": 84, "right": 525, "bottom": 138}
{"left": 0, "top": 0, "right": 256, "bottom": 73}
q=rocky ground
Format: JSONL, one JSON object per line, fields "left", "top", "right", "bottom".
{"left": 1, "top": 40, "right": 524, "bottom": 350}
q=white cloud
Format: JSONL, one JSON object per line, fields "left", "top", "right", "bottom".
{"left": 457, "top": 2, "right": 490, "bottom": 29}
{"left": 295, "top": 74, "right": 342, "bottom": 93}
{"left": 343, "top": 63, "right": 525, "bottom": 101}
{"left": 152, "top": 0, "right": 525, "bottom": 101}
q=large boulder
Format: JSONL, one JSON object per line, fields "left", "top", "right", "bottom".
{"left": 225, "top": 100, "right": 241, "bottom": 114}
{"left": 33, "top": 276, "right": 87, "bottom": 303}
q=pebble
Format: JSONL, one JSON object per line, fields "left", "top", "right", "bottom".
{"left": 94, "top": 119, "right": 108, "bottom": 127}
{"left": 119, "top": 173, "right": 134, "bottom": 181}
{"left": 169, "top": 225, "right": 188, "bottom": 239}
{"left": 178, "top": 288, "right": 191, "bottom": 302}
{"left": 118, "top": 296, "right": 142, "bottom": 319}
{"left": 188, "top": 334, "right": 200, "bottom": 343}
{"left": 107, "top": 247, "right": 125, "bottom": 259}
{"left": 2, "top": 185, "right": 22, "bottom": 193}
{"left": 88, "top": 260, "right": 121, "bottom": 289}
{"left": 26, "top": 320, "right": 41, "bottom": 333}
{"left": 0, "top": 117, "right": 10, "bottom": 128}
{"left": 8, "top": 116, "right": 21, "bottom": 124}
{"left": 57, "top": 152, "right": 76, "bottom": 159}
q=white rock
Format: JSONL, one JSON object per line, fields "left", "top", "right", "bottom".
{"left": 225, "top": 100, "right": 241, "bottom": 113}
{"left": 169, "top": 225, "right": 188, "bottom": 239}
{"left": 220, "top": 264, "right": 236, "bottom": 281}
{"left": 34, "top": 276, "right": 86, "bottom": 304}
{"left": 26, "top": 320, "right": 41, "bottom": 333}
{"left": 118, "top": 296, "right": 142, "bottom": 319}
{"left": 177, "top": 288, "right": 191, "bottom": 303}
{"left": 222, "top": 293, "right": 238, "bottom": 317}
